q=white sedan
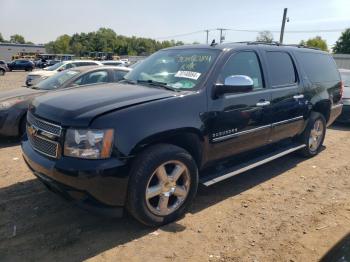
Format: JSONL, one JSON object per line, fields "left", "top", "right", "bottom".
{"left": 26, "top": 60, "right": 103, "bottom": 86}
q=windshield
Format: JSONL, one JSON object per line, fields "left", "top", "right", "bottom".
{"left": 45, "top": 61, "right": 65, "bottom": 71}
{"left": 33, "top": 70, "right": 80, "bottom": 90}
{"left": 341, "top": 72, "right": 350, "bottom": 86}
{"left": 124, "top": 48, "right": 220, "bottom": 90}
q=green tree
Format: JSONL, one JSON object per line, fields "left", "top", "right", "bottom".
{"left": 10, "top": 34, "right": 25, "bottom": 44}
{"left": 300, "top": 36, "right": 328, "bottom": 51}
{"left": 256, "top": 31, "right": 274, "bottom": 43}
{"left": 0, "top": 33, "right": 4, "bottom": 42}
{"left": 333, "top": 28, "right": 350, "bottom": 54}
{"left": 44, "top": 28, "right": 184, "bottom": 56}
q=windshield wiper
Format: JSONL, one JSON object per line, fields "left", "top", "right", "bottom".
{"left": 136, "top": 79, "right": 178, "bottom": 92}
{"left": 120, "top": 78, "right": 136, "bottom": 85}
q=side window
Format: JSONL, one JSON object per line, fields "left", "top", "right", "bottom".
{"left": 219, "top": 51, "right": 264, "bottom": 90}
{"left": 113, "top": 70, "right": 127, "bottom": 82}
{"left": 74, "top": 70, "right": 108, "bottom": 85}
{"left": 295, "top": 52, "right": 340, "bottom": 83}
{"left": 72, "top": 62, "right": 83, "bottom": 67}
{"left": 86, "top": 62, "right": 98, "bottom": 66}
{"left": 64, "top": 63, "right": 74, "bottom": 69}
{"left": 266, "top": 52, "right": 296, "bottom": 87}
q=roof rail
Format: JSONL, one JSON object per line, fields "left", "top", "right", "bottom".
{"left": 232, "top": 41, "right": 322, "bottom": 50}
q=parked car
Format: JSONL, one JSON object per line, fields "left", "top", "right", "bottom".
{"left": 129, "top": 59, "right": 144, "bottom": 69}
{"left": 25, "top": 60, "right": 103, "bottom": 86}
{"left": 0, "top": 60, "right": 9, "bottom": 75}
{"left": 337, "top": 68, "right": 350, "bottom": 123}
{"left": 0, "top": 66, "right": 131, "bottom": 137}
{"left": 35, "top": 59, "right": 60, "bottom": 69}
{"left": 101, "top": 60, "right": 127, "bottom": 67}
{"left": 22, "top": 43, "right": 342, "bottom": 226}
{"left": 8, "top": 59, "right": 34, "bottom": 71}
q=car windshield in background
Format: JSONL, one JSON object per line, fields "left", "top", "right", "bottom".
{"left": 124, "top": 49, "right": 220, "bottom": 90}
{"left": 341, "top": 72, "right": 350, "bottom": 86}
{"left": 45, "top": 61, "right": 65, "bottom": 71}
{"left": 33, "top": 70, "right": 79, "bottom": 90}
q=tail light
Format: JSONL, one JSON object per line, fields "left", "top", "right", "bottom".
{"left": 340, "top": 80, "right": 344, "bottom": 99}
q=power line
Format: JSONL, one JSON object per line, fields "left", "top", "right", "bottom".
{"left": 154, "top": 28, "right": 346, "bottom": 40}
{"left": 154, "top": 30, "right": 206, "bottom": 40}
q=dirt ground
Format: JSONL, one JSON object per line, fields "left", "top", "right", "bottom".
{"left": 0, "top": 72, "right": 350, "bottom": 262}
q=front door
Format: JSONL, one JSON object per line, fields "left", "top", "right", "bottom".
{"left": 207, "top": 50, "right": 272, "bottom": 162}
{"left": 262, "top": 50, "right": 308, "bottom": 143}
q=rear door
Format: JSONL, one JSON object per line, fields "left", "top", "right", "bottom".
{"left": 262, "top": 50, "right": 308, "bottom": 143}
{"left": 207, "top": 50, "right": 272, "bottom": 162}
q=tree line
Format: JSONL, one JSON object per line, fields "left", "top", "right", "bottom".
{"left": 256, "top": 29, "right": 350, "bottom": 54}
{"left": 45, "top": 28, "right": 184, "bottom": 56}
{"left": 1, "top": 28, "right": 350, "bottom": 55}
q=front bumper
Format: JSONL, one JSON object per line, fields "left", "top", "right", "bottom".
{"left": 22, "top": 137, "right": 130, "bottom": 214}
{"left": 26, "top": 76, "right": 42, "bottom": 86}
{"left": 337, "top": 104, "right": 350, "bottom": 123}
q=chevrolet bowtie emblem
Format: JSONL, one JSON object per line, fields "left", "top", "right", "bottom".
{"left": 28, "top": 124, "right": 39, "bottom": 136}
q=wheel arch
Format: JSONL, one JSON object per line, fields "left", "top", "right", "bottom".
{"left": 129, "top": 128, "right": 205, "bottom": 168}
{"left": 312, "top": 99, "right": 331, "bottom": 123}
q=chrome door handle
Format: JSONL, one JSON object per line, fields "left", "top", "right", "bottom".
{"left": 256, "top": 101, "right": 270, "bottom": 107}
{"left": 293, "top": 94, "right": 304, "bottom": 99}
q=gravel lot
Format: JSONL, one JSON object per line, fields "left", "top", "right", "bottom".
{"left": 0, "top": 71, "right": 27, "bottom": 90}
{"left": 0, "top": 72, "right": 350, "bottom": 262}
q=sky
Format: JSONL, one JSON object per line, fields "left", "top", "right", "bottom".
{"left": 0, "top": 0, "right": 350, "bottom": 48}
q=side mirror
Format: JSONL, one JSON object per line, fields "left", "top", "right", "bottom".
{"left": 215, "top": 75, "right": 254, "bottom": 97}
{"left": 57, "top": 68, "right": 64, "bottom": 72}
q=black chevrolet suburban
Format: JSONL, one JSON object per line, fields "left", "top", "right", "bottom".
{"left": 22, "top": 42, "right": 343, "bottom": 226}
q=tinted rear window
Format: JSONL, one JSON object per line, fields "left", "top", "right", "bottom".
{"left": 296, "top": 52, "right": 340, "bottom": 83}
{"left": 266, "top": 52, "right": 296, "bottom": 87}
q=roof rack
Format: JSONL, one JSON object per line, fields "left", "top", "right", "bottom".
{"left": 232, "top": 41, "right": 321, "bottom": 50}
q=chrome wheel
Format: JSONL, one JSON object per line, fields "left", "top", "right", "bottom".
{"left": 309, "top": 119, "right": 324, "bottom": 152}
{"left": 145, "top": 161, "right": 190, "bottom": 216}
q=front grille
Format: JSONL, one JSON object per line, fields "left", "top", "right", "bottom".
{"left": 27, "top": 112, "right": 62, "bottom": 158}
{"left": 27, "top": 130, "right": 59, "bottom": 158}
{"left": 27, "top": 112, "right": 62, "bottom": 136}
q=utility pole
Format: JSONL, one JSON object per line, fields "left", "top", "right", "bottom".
{"left": 279, "top": 8, "right": 288, "bottom": 44}
{"left": 217, "top": 28, "right": 227, "bottom": 44}
{"left": 205, "top": 30, "right": 209, "bottom": 44}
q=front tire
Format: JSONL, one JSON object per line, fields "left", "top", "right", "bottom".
{"left": 127, "top": 144, "right": 198, "bottom": 227}
{"left": 0, "top": 69, "right": 5, "bottom": 76}
{"left": 298, "top": 112, "right": 326, "bottom": 157}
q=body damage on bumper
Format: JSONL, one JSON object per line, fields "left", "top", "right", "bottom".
{"left": 22, "top": 138, "right": 130, "bottom": 209}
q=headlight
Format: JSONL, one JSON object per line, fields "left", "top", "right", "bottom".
{"left": 64, "top": 129, "right": 114, "bottom": 159}
{"left": 0, "top": 98, "right": 22, "bottom": 110}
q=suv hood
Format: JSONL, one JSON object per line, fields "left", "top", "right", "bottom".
{"left": 31, "top": 83, "right": 175, "bottom": 127}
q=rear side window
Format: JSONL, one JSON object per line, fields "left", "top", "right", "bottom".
{"left": 113, "top": 70, "right": 128, "bottom": 81}
{"left": 74, "top": 70, "right": 108, "bottom": 85}
{"left": 296, "top": 52, "right": 340, "bottom": 83}
{"left": 266, "top": 52, "right": 296, "bottom": 87}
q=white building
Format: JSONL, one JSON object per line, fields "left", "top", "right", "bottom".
{"left": 0, "top": 43, "right": 46, "bottom": 62}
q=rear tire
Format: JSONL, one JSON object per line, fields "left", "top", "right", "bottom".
{"left": 126, "top": 144, "right": 198, "bottom": 227}
{"left": 297, "top": 112, "right": 326, "bottom": 157}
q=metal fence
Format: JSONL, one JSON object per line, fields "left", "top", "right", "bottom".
{"left": 333, "top": 54, "right": 350, "bottom": 70}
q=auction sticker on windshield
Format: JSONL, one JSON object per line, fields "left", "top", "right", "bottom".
{"left": 175, "top": 71, "right": 201, "bottom": 80}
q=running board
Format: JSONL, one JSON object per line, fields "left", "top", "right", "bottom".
{"left": 200, "top": 143, "right": 306, "bottom": 187}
